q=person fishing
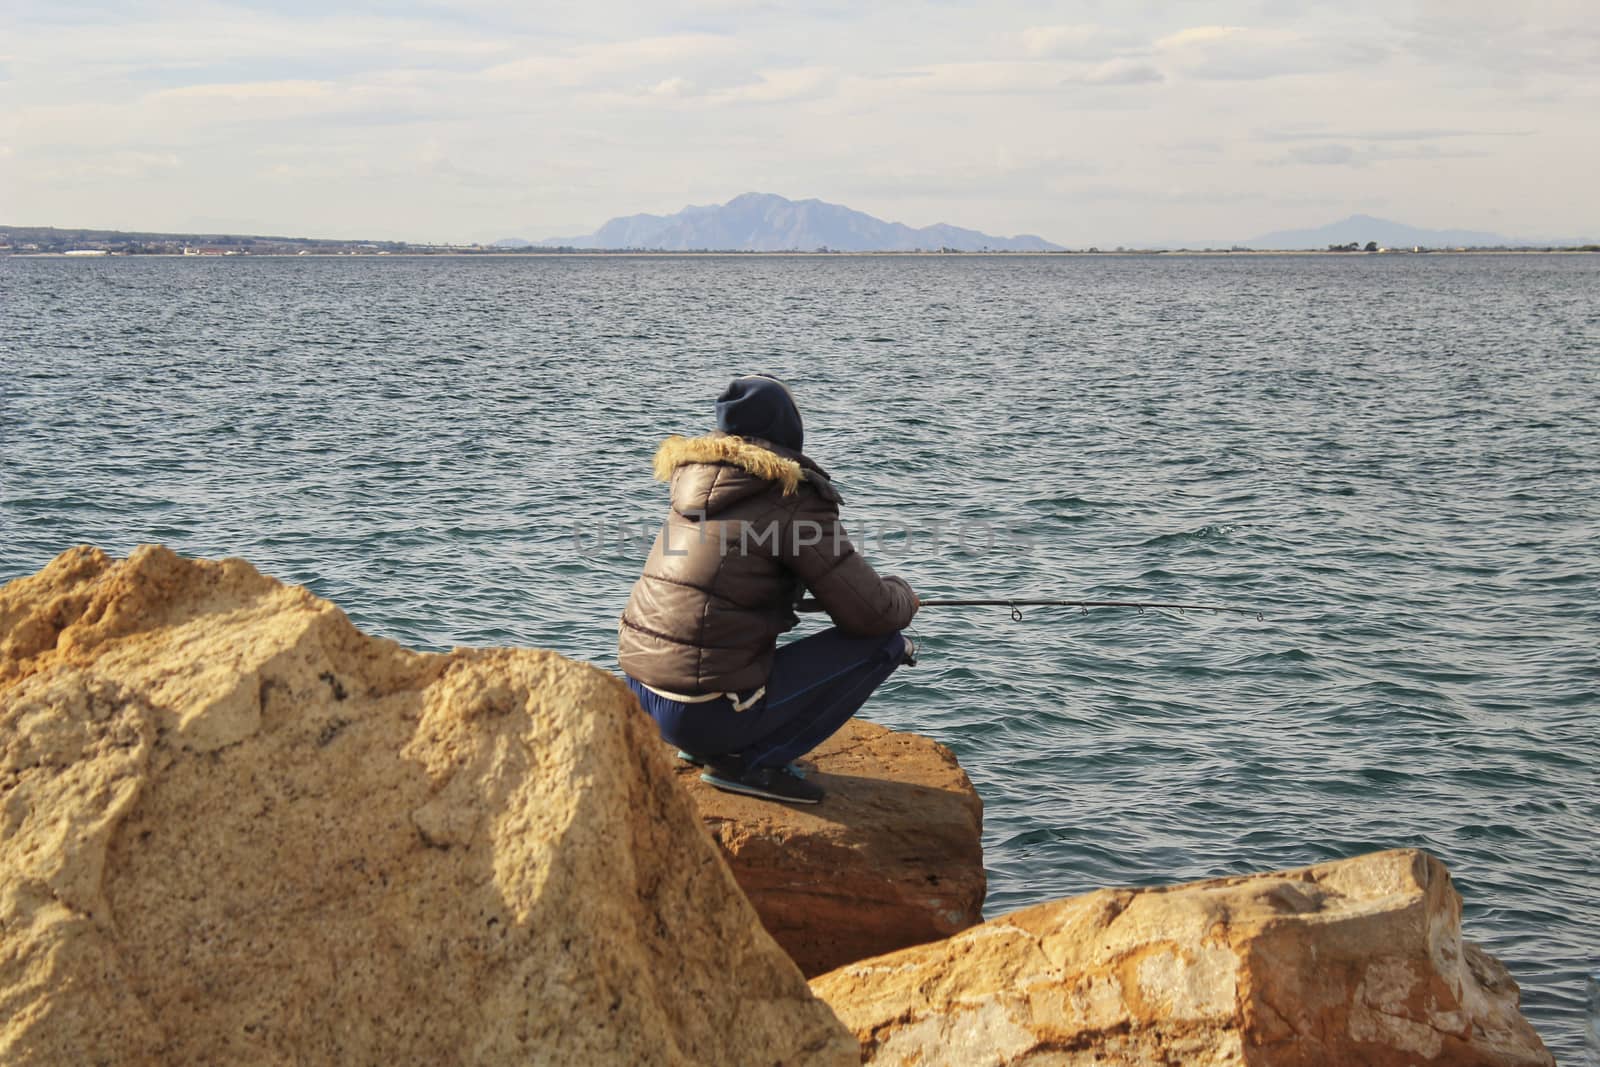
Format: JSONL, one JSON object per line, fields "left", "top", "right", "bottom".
{"left": 618, "top": 374, "right": 919, "bottom": 804}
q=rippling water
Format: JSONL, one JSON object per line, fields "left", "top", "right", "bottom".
{"left": 2, "top": 253, "right": 1596, "bottom": 1057}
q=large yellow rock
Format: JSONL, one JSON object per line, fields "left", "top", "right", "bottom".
{"left": 0, "top": 545, "right": 857, "bottom": 1066}
{"left": 811, "top": 849, "right": 1553, "bottom": 1066}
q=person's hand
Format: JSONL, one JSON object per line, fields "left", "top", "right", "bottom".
{"left": 889, "top": 575, "right": 919, "bottom": 614}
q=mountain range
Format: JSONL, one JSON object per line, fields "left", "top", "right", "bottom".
{"left": 501, "top": 193, "right": 1064, "bottom": 252}
{"left": 495, "top": 198, "right": 1593, "bottom": 253}
{"left": 1243, "top": 215, "right": 1526, "bottom": 250}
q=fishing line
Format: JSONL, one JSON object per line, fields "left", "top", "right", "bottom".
{"left": 798, "top": 598, "right": 1263, "bottom": 621}
{"left": 916, "top": 599, "right": 1265, "bottom": 622}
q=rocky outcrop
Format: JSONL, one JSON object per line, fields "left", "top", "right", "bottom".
{"left": 811, "top": 849, "right": 1553, "bottom": 1067}
{"left": 0, "top": 546, "right": 857, "bottom": 1066}
{"left": 668, "top": 718, "right": 984, "bottom": 977}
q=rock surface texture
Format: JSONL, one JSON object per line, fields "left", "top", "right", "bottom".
{"left": 670, "top": 718, "right": 985, "bottom": 977}
{"left": 811, "top": 848, "right": 1553, "bottom": 1067}
{"left": 0, "top": 546, "right": 857, "bottom": 1066}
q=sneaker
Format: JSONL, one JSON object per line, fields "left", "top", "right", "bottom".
{"left": 700, "top": 764, "right": 825, "bottom": 805}
{"left": 684, "top": 750, "right": 810, "bottom": 777}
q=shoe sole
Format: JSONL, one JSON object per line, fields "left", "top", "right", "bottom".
{"left": 699, "top": 772, "right": 822, "bottom": 805}
{"left": 685, "top": 752, "right": 810, "bottom": 780}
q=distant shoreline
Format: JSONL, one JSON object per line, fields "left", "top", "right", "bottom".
{"left": 6, "top": 248, "right": 1597, "bottom": 258}
{"left": 7, "top": 207, "right": 1595, "bottom": 258}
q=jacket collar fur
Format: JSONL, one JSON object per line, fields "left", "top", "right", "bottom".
{"left": 652, "top": 432, "right": 840, "bottom": 515}
{"left": 654, "top": 432, "right": 807, "bottom": 494}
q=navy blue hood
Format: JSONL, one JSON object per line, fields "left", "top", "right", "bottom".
{"left": 715, "top": 375, "right": 804, "bottom": 452}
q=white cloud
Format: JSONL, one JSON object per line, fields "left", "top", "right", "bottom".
{"left": 1157, "top": 25, "right": 1386, "bottom": 80}
{"left": 878, "top": 56, "right": 1165, "bottom": 96}
{"left": 10, "top": 10, "right": 519, "bottom": 80}
{"left": 394, "top": 38, "right": 516, "bottom": 59}
{"left": 481, "top": 34, "right": 738, "bottom": 88}
{"left": 1399, "top": 1, "right": 1600, "bottom": 83}
{"left": 883, "top": 61, "right": 1076, "bottom": 96}
{"left": 152, "top": 81, "right": 335, "bottom": 102}
{"left": 711, "top": 66, "right": 837, "bottom": 104}
{"left": 1076, "top": 59, "right": 1163, "bottom": 86}
{"left": 647, "top": 77, "right": 693, "bottom": 97}
{"left": 1285, "top": 143, "right": 1360, "bottom": 166}
{"left": 1268, "top": 140, "right": 1494, "bottom": 168}
{"left": 1259, "top": 126, "right": 1530, "bottom": 143}
{"left": 1020, "top": 24, "right": 1123, "bottom": 60}
{"left": 134, "top": 77, "right": 418, "bottom": 129}
{"left": 41, "top": 150, "right": 182, "bottom": 183}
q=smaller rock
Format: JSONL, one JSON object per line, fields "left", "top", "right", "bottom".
{"left": 810, "top": 848, "right": 1554, "bottom": 1067}
{"left": 669, "top": 718, "right": 985, "bottom": 977}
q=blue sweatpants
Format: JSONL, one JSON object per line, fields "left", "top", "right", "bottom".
{"left": 626, "top": 627, "right": 907, "bottom": 770}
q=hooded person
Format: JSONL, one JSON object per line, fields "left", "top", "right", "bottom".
{"left": 618, "top": 374, "right": 919, "bottom": 804}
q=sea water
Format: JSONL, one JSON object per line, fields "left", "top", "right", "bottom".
{"left": 2, "top": 252, "right": 1596, "bottom": 1059}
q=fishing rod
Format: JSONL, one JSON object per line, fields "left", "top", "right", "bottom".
{"left": 798, "top": 598, "right": 1263, "bottom": 621}
{"left": 916, "top": 599, "right": 1264, "bottom": 622}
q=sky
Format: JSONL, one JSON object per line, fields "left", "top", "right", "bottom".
{"left": 2, "top": 0, "right": 1597, "bottom": 246}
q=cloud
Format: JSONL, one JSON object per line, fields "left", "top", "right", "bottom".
{"left": 1066, "top": 182, "right": 1273, "bottom": 207}
{"left": 1157, "top": 25, "right": 1386, "bottom": 80}
{"left": 152, "top": 80, "right": 335, "bottom": 101}
{"left": 260, "top": 135, "right": 587, "bottom": 193}
{"left": 1268, "top": 142, "right": 1492, "bottom": 168}
{"left": 839, "top": 150, "right": 1102, "bottom": 204}
{"left": 1015, "top": 25, "right": 1161, "bottom": 85}
{"left": 883, "top": 57, "right": 1162, "bottom": 97}
{"left": 1284, "top": 143, "right": 1359, "bottom": 166}
{"left": 1075, "top": 59, "right": 1162, "bottom": 86}
{"left": 879, "top": 62, "right": 1057, "bottom": 96}
{"left": 711, "top": 66, "right": 837, "bottom": 104}
{"left": 1020, "top": 24, "right": 1125, "bottom": 60}
{"left": 647, "top": 76, "right": 693, "bottom": 97}
{"left": 11, "top": 10, "right": 519, "bottom": 84}
{"left": 624, "top": 66, "right": 839, "bottom": 106}
{"left": 481, "top": 33, "right": 738, "bottom": 88}
{"left": 136, "top": 77, "right": 407, "bottom": 128}
{"left": 1399, "top": 0, "right": 1600, "bottom": 80}
{"left": 41, "top": 150, "right": 182, "bottom": 183}
{"left": 1258, "top": 126, "right": 1531, "bottom": 143}
{"left": 393, "top": 38, "right": 515, "bottom": 59}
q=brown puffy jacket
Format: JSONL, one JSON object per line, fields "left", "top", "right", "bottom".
{"left": 618, "top": 432, "right": 917, "bottom": 695}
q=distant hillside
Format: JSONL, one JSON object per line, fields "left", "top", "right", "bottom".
{"left": 519, "top": 193, "right": 1064, "bottom": 252}
{"left": 0, "top": 224, "right": 420, "bottom": 256}
{"left": 1246, "top": 215, "right": 1515, "bottom": 250}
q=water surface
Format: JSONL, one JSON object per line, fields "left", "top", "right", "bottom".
{"left": 2, "top": 253, "right": 1596, "bottom": 1058}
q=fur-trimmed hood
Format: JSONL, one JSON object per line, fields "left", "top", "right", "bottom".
{"left": 652, "top": 432, "right": 837, "bottom": 516}
{"left": 653, "top": 432, "right": 806, "bottom": 494}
